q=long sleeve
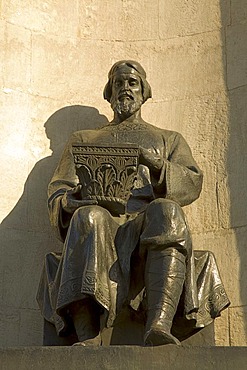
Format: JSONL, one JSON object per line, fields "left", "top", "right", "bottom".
{"left": 48, "top": 133, "right": 80, "bottom": 241}
{"left": 155, "top": 132, "right": 203, "bottom": 207}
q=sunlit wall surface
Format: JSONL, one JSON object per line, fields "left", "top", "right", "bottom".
{"left": 0, "top": 1, "right": 246, "bottom": 346}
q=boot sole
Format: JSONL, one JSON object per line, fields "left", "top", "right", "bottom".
{"left": 144, "top": 328, "right": 181, "bottom": 346}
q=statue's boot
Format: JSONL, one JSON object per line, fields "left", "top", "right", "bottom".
{"left": 144, "top": 247, "right": 186, "bottom": 346}
{"left": 69, "top": 298, "right": 101, "bottom": 346}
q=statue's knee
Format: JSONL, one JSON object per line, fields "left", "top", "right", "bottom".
{"left": 72, "top": 205, "right": 109, "bottom": 223}
{"left": 147, "top": 198, "right": 185, "bottom": 222}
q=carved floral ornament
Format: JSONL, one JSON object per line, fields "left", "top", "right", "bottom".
{"left": 72, "top": 144, "right": 139, "bottom": 214}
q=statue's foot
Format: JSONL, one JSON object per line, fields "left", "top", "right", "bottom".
{"left": 144, "top": 326, "right": 180, "bottom": 346}
{"left": 73, "top": 334, "right": 101, "bottom": 347}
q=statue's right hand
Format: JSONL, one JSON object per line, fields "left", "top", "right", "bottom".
{"left": 61, "top": 185, "right": 97, "bottom": 213}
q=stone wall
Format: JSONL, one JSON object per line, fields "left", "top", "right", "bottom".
{"left": 0, "top": 1, "right": 246, "bottom": 346}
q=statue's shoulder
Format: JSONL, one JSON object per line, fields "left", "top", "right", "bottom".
{"left": 145, "top": 122, "right": 181, "bottom": 140}
{"left": 67, "top": 129, "right": 101, "bottom": 144}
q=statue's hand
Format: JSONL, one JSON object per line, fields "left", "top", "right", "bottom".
{"left": 139, "top": 147, "right": 164, "bottom": 172}
{"left": 61, "top": 185, "right": 97, "bottom": 213}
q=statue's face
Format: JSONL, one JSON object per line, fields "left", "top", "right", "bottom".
{"left": 110, "top": 72, "right": 143, "bottom": 117}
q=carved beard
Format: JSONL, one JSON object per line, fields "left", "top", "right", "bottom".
{"left": 111, "top": 95, "right": 143, "bottom": 117}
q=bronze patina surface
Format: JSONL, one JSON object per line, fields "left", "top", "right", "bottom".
{"left": 37, "top": 60, "right": 230, "bottom": 346}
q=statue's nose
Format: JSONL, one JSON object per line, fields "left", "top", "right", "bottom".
{"left": 123, "top": 80, "right": 129, "bottom": 89}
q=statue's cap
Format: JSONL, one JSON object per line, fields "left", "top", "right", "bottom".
{"left": 108, "top": 60, "right": 147, "bottom": 79}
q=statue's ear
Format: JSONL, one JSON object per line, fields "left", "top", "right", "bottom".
{"left": 103, "top": 81, "right": 112, "bottom": 102}
{"left": 142, "top": 79, "right": 152, "bottom": 103}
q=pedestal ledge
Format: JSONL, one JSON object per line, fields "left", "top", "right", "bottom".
{"left": 1, "top": 346, "right": 247, "bottom": 370}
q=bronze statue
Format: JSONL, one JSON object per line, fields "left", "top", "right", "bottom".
{"left": 37, "top": 61, "right": 230, "bottom": 346}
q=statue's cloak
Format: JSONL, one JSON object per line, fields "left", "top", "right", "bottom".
{"left": 37, "top": 122, "right": 230, "bottom": 337}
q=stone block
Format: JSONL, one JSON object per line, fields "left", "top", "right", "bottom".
{"left": 142, "top": 100, "right": 172, "bottom": 130}
{"left": 0, "top": 89, "right": 31, "bottom": 138}
{"left": 0, "top": 308, "right": 41, "bottom": 348}
{"left": 229, "top": 306, "right": 247, "bottom": 346}
{"left": 19, "top": 309, "right": 43, "bottom": 346}
{"left": 31, "top": 33, "right": 78, "bottom": 101}
{"left": 31, "top": 35, "right": 117, "bottom": 103}
{"left": 0, "top": 174, "right": 28, "bottom": 226}
{"left": 214, "top": 308, "right": 230, "bottom": 346}
{"left": 159, "top": 0, "right": 230, "bottom": 39}
{"left": 169, "top": 94, "right": 229, "bottom": 163}
{"left": 184, "top": 162, "right": 220, "bottom": 234}
{"left": 231, "top": 0, "right": 247, "bottom": 25}
{"left": 26, "top": 159, "right": 58, "bottom": 231}
{"left": 1, "top": 346, "right": 247, "bottom": 370}
{"left": 0, "top": 306, "right": 44, "bottom": 347}
{"left": 148, "top": 32, "right": 226, "bottom": 101}
{"left": 167, "top": 92, "right": 231, "bottom": 233}
{"left": 0, "top": 227, "right": 60, "bottom": 310}
{"left": 4, "top": 22, "right": 31, "bottom": 92}
{"left": 0, "top": 20, "right": 5, "bottom": 85}
{"left": 226, "top": 24, "right": 247, "bottom": 90}
{"left": 0, "top": 89, "right": 31, "bottom": 222}
{"left": 227, "top": 85, "right": 247, "bottom": 227}
{"left": 26, "top": 96, "right": 56, "bottom": 165}
{"left": 0, "top": 306, "right": 20, "bottom": 347}
{"left": 1, "top": 0, "right": 79, "bottom": 38}
{"left": 234, "top": 226, "right": 247, "bottom": 307}
{"left": 78, "top": 0, "right": 159, "bottom": 41}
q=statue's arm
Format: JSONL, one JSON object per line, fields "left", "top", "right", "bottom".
{"left": 149, "top": 132, "right": 203, "bottom": 206}
{"left": 164, "top": 132, "right": 203, "bottom": 206}
{"left": 47, "top": 133, "right": 84, "bottom": 241}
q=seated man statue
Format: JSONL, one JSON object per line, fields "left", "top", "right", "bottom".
{"left": 37, "top": 60, "right": 230, "bottom": 346}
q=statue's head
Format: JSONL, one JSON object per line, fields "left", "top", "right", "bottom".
{"left": 104, "top": 60, "right": 152, "bottom": 118}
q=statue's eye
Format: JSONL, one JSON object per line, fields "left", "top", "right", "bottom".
{"left": 114, "top": 80, "right": 122, "bottom": 87}
{"left": 129, "top": 79, "right": 139, "bottom": 86}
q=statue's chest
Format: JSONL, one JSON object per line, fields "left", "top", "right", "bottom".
{"left": 85, "top": 128, "right": 164, "bottom": 151}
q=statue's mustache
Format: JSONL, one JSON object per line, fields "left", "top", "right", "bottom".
{"left": 117, "top": 91, "right": 134, "bottom": 100}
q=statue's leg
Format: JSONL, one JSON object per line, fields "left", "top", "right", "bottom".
{"left": 56, "top": 205, "right": 121, "bottom": 344}
{"left": 144, "top": 248, "right": 185, "bottom": 346}
{"left": 69, "top": 299, "right": 101, "bottom": 346}
{"left": 140, "top": 199, "right": 190, "bottom": 346}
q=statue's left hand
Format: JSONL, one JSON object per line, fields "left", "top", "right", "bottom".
{"left": 61, "top": 185, "right": 97, "bottom": 213}
{"left": 139, "top": 147, "right": 164, "bottom": 172}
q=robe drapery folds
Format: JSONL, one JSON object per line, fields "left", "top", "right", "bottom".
{"left": 37, "top": 122, "right": 230, "bottom": 336}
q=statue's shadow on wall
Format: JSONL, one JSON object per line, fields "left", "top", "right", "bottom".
{"left": 0, "top": 105, "right": 108, "bottom": 345}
